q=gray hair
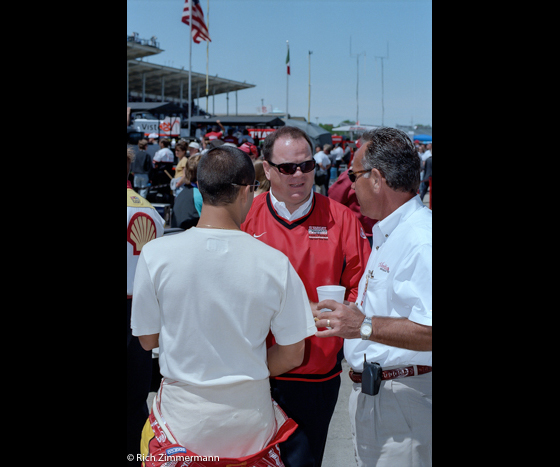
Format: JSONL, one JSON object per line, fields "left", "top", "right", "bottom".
{"left": 360, "top": 128, "right": 421, "bottom": 195}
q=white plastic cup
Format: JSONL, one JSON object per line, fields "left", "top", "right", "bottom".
{"left": 317, "top": 285, "right": 346, "bottom": 312}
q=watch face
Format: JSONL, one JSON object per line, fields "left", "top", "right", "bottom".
{"left": 362, "top": 325, "right": 373, "bottom": 336}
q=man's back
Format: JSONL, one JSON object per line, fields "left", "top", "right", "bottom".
{"left": 131, "top": 227, "right": 316, "bottom": 457}
{"left": 133, "top": 228, "right": 313, "bottom": 384}
{"left": 130, "top": 150, "right": 152, "bottom": 175}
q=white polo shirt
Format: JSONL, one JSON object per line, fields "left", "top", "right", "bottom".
{"left": 345, "top": 196, "right": 432, "bottom": 370}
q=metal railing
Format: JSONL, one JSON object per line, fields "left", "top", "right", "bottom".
{"left": 127, "top": 34, "right": 160, "bottom": 49}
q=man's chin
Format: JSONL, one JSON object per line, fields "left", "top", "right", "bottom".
{"left": 289, "top": 188, "right": 311, "bottom": 201}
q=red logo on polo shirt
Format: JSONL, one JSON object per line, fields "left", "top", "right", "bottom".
{"left": 379, "top": 262, "right": 390, "bottom": 274}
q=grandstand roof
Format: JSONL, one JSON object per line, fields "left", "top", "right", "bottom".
{"left": 127, "top": 37, "right": 255, "bottom": 103}
{"left": 127, "top": 38, "right": 164, "bottom": 60}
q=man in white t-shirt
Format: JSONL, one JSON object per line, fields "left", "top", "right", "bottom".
{"left": 132, "top": 145, "right": 316, "bottom": 462}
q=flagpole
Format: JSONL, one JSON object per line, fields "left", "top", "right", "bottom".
{"left": 206, "top": 0, "right": 210, "bottom": 114}
{"left": 188, "top": 0, "right": 193, "bottom": 139}
{"left": 286, "top": 40, "right": 290, "bottom": 122}
{"left": 308, "top": 50, "right": 313, "bottom": 123}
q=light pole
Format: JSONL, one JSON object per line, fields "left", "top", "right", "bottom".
{"left": 350, "top": 37, "right": 366, "bottom": 125}
{"left": 375, "top": 42, "right": 389, "bottom": 127}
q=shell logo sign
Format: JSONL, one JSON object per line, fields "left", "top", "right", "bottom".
{"left": 127, "top": 213, "right": 157, "bottom": 256}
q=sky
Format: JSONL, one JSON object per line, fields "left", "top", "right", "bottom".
{"left": 127, "top": 0, "right": 432, "bottom": 128}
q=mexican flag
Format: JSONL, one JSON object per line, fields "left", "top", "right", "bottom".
{"left": 286, "top": 46, "right": 291, "bottom": 75}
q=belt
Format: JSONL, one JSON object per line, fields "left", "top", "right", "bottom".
{"left": 349, "top": 365, "right": 432, "bottom": 384}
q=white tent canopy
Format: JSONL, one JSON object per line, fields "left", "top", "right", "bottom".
{"left": 332, "top": 125, "right": 378, "bottom": 133}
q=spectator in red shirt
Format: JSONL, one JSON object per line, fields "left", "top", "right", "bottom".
{"left": 205, "top": 120, "right": 225, "bottom": 141}
{"left": 223, "top": 128, "right": 239, "bottom": 146}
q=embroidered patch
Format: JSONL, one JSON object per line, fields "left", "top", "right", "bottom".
{"left": 378, "top": 262, "right": 390, "bottom": 274}
{"left": 309, "top": 226, "right": 328, "bottom": 240}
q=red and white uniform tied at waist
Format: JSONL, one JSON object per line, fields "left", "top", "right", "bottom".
{"left": 143, "top": 389, "right": 297, "bottom": 467}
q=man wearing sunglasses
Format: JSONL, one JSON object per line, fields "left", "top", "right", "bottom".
{"left": 242, "top": 126, "right": 372, "bottom": 467}
{"left": 316, "top": 128, "right": 432, "bottom": 467}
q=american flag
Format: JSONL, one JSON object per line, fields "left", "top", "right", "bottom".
{"left": 182, "top": 0, "right": 211, "bottom": 44}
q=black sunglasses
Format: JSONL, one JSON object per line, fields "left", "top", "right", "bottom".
{"left": 267, "top": 160, "right": 317, "bottom": 175}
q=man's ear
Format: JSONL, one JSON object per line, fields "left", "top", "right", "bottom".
{"left": 263, "top": 161, "right": 273, "bottom": 181}
{"left": 239, "top": 185, "right": 254, "bottom": 223}
{"left": 370, "top": 169, "right": 384, "bottom": 193}
{"left": 238, "top": 184, "right": 252, "bottom": 205}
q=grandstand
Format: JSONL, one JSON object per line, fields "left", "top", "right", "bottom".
{"left": 127, "top": 34, "right": 256, "bottom": 114}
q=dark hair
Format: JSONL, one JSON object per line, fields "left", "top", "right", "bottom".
{"left": 175, "top": 141, "right": 188, "bottom": 153}
{"left": 361, "top": 128, "right": 421, "bottom": 195}
{"left": 198, "top": 146, "right": 256, "bottom": 206}
{"left": 263, "top": 126, "right": 314, "bottom": 162}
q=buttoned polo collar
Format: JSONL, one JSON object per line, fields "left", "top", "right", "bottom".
{"left": 372, "top": 195, "right": 424, "bottom": 249}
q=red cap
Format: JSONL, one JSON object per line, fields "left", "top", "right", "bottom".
{"left": 239, "top": 143, "right": 259, "bottom": 159}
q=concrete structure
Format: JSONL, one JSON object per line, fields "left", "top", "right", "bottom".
{"left": 127, "top": 35, "right": 255, "bottom": 109}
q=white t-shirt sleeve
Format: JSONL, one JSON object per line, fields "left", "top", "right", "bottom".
{"left": 271, "top": 261, "right": 317, "bottom": 346}
{"left": 131, "top": 252, "right": 161, "bottom": 337}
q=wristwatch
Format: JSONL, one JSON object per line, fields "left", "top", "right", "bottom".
{"left": 361, "top": 317, "right": 373, "bottom": 341}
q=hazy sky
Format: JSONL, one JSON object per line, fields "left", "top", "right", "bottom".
{"left": 127, "top": 0, "right": 432, "bottom": 127}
